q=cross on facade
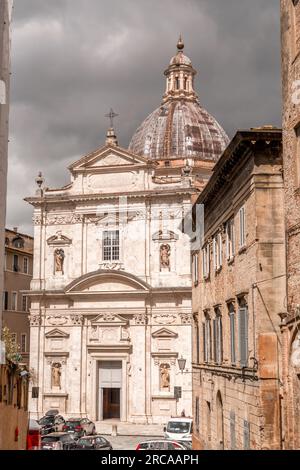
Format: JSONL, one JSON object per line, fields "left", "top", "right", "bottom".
{"left": 105, "top": 108, "right": 119, "bottom": 128}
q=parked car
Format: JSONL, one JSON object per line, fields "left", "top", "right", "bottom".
{"left": 73, "top": 435, "right": 113, "bottom": 450}
{"left": 38, "top": 414, "right": 65, "bottom": 436}
{"left": 41, "top": 432, "right": 76, "bottom": 450}
{"left": 27, "top": 419, "right": 42, "bottom": 450}
{"left": 136, "top": 439, "right": 190, "bottom": 450}
{"left": 63, "top": 418, "right": 96, "bottom": 438}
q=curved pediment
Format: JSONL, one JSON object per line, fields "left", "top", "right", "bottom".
{"left": 65, "top": 269, "right": 151, "bottom": 294}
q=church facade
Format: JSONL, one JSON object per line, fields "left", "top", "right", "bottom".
{"left": 26, "top": 38, "right": 228, "bottom": 424}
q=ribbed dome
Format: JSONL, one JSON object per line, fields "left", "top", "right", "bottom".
{"left": 129, "top": 37, "right": 229, "bottom": 162}
{"left": 129, "top": 100, "right": 229, "bottom": 162}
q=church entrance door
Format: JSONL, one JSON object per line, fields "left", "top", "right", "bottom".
{"left": 98, "top": 361, "right": 122, "bottom": 421}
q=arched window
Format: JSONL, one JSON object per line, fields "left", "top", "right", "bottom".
{"left": 175, "top": 77, "right": 180, "bottom": 90}
{"left": 184, "top": 77, "right": 188, "bottom": 90}
{"left": 12, "top": 237, "right": 24, "bottom": 249}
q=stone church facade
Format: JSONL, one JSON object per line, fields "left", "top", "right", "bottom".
{"left": 26, "top": 38, "right": 228, "bottom": 423}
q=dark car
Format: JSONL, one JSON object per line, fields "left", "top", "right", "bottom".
{"left": 38, "top": 414, "right": 65, "bottom": 436}
{"left": 73, "top": 435, "right": 113, "bottom": 450}
{"left": 63, "top": 418, "right": 96, "bottom": 438}
{"left": 41, "top": 432, "right": 76, "bottom": 450}
{"left": 136, "top": 439, "right": 190, "bottom": 450}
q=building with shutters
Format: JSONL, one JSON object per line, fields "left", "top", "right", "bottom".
{"left": 280, "top": 0, "right": 300, "bottom": 449}
{"left": 191, "top": 128, "right": 285, "bottom": 449}
{"left": 25, "top": 38, "right": 229, "bottom": 424}
{"left": 3, "top": 228, "right": 33, "bottom": 365}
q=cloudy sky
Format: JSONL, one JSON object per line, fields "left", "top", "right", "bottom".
{"left": 7, "top": 0, "right": 281, "bottom": 234}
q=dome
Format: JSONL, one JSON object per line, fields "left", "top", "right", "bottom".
{"left": 129, "top": 37, "right": 229, "bottom": 162}
{"left": 129, "top": 100, "right": 229, "bottom": 162}
{"left": 170, "top": 52, "right": 192, "bottom": 66}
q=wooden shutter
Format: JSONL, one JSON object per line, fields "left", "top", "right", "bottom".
{"left": 202, "top": 322, "right": 207, "bottom": 362}
{"left": 230, "top": 411, "right": 236, "bottom": 450}
{"left": 230, "top": 312, "right": 236, "bottom": 364}
{"left": 218, "top": 233, "right": 223, "bottom": 267}
{"left": 213, "top": 318, "right": 217, "bottom": 362}
{"left": 239, "top": 306, "right": 248, "bottom": 367}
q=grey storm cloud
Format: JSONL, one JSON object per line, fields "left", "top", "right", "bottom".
{"left": 7, "top": 0, "right": 281, "bottom": 234}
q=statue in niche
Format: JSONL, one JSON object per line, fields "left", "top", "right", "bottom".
{"left": 160, "top": 244, "right": 171, "bottom": 270}
{"left": 160, "top": 364, "right": 170, "bottom": 391}
{"left": 54, "top": 248, "right": 65, "bottom": 274}
{"left": 51, "top": 362, "right": 62, "bottom": 389}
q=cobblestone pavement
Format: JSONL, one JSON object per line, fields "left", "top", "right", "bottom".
{"left": 107, "top": 435, "right": 161, "bottom": 450}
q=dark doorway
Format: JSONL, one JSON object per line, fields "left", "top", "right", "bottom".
{"left": 103, "top": 388, "right": 120, "bottom": 420}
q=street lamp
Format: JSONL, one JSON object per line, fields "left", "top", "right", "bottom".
{"left": 177, "top": 356, "right": 187, "bottom": 373}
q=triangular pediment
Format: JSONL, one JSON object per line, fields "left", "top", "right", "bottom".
{"left": 152, "top": 328, "right": 178, "bottom": 338}
{"left": 91, "top": 313, "right": 128, "bottom": 325}
{"left": 68, "top": 145, "right": 150, "bottom": 172}
{"left": 47, "top": 231, "right": 72, "bottom": 246}
{"left": 45, "top": 329, "right": 70, "bottom": 339}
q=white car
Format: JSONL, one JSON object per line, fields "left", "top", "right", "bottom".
{"left": 164, "top": 417, "right": 193, "bottom": 442}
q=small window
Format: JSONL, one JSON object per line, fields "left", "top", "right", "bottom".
{"left": 226, "top": 218, "right": 235, "bottom": 260}
{"left": 22, "top": 295, "right": 28, "bottom": 312}
{"left": 13, "top": 254, "right": 19, "bottom": 272}
{"left": 229, "top": 303, "right": 236, "bottom": 365}
{"left": 5, "top": 237, "right": 9, "bottom": 246}
{"left": 103, "top": 230, "right": 119, "bottom": 262}
{"left": 21, "top": 334, "right": 27, "bottom": 353}
{"left": 13, "top": 237, "right": 24, "bottom": 249}
{"left": 238, "top": 299, "right": 248, "bottom": 367}
{"left": 204, "top": 314, "right": 212, "bottom": 362}
{"left": 213, "top": 233, "right": 223, "bottom": 271}
{"left": 202, "top": 244, "right": 210, "bottom": 279}
{"left": 195, "top": 397, "right": 200, "bottom": 432}
{"left": 175, "top": 77, "right": 180, "bottom": 90}
{"left": 193, "top": 253, "right": 199, "bottom": 285}
{"left": 184, "top": 77, "right": 188, "bottom": 90}
{"left": 195, "top": 320, "right": 200, "bottom": 364}
{"left": 3, "top": 291, "right": 8, "bottom": 311}
{"left": 239, "top": 207, "right": 246, "bottom": 248}
{"left": 164, "top": 160, "right": 170, "bottom": 167}
{"left": 23, "top": 257, "right": 29, "bottom": 274}
{"left": 11, "top": 292, "right": 17, "bottom": 311}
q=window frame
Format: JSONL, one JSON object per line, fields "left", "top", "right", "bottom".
{"left": 13, "top": 254, "right": 19, "bottom": 272}
{"left": 238, "top": 301, "right": 249, "bottom": 367}
{"left": 21, "top": 333, "right": 27, "bottom": 353}
{"left": 11, "top": 292, "right": 18, "bottom": 311}
{"left": 102, "top": 230, "right": 120, "bottom": 262}
{"left": 23, "top": 257, "right": 29, "bottom": 274}
{"left": 226, "top": 218, "right": 235, "bottom": 261}
{"left": 202, "top": 243, "right": 210, "bottom": 279}
{"left": 193, "top": 252, "right": 199, "bottom": 286}
{"left": 22, "top": 295, "right": 28, "bottom": 312}
{"left": 229, "top": 303, "right": 236, "bottom": 365}
{"left": 239, "top": 206, "right": 246, "bottom": 249}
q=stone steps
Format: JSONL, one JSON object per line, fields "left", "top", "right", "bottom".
{"left": 95, "top": 421, "right": 164, "bottom": 437}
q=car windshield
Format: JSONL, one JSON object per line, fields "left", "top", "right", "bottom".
{"left": 66, "top": 421, "right": 80, "bottom": 428}
{"left": 42, "top": 437, "right": 59, "bottom": 442}
{"left": 167, "top": 422, "right": 191, "bottom": 433}
{"left": 38, "top": 417, "right": 53, "bottom": 426}
{"left": 77, "top": 439, "right": 93, "bottom": 447}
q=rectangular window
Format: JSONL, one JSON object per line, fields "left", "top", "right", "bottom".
{"left": 193, "top": 253, "right": 199, "bottom": 285}
{"left": 195, "top": 397, "right": 200, "bottom": 432}
{"left": 213, "top": 310, "right": 223, "bottom": 364}
{"left": 213, "top": 233, "right": 223, "bottom": 271}
{"left": 103, "top": 230, "right": 120, "bottom": 261}
{"left": 239, "top": 303, "right": 248, "bottom": 367}
{"left": 21, "top": 334, "right": 27, "bottom": 353}
{"left": 195, "top": 320, "right": 200, "bottom": 364}
{"left": 226, "top": 218, "right": 235, "bottom": 260}
{"left": 11, "top": 292, "right": 17, "bottom": 311}
{"left": 13, "top": 254, "right": 19, "bottom": 272}
{"left": 239, "top": 207, "right": 246, "bottom": 248}
{"left": 23, "top": 257, "right": 29, "bottom": 274}
{"left": 202, "top": 244, "right": 210, "bottom": 279}
{"left": 204, "top": 316, "right": 212, "bottom": 362}
{"left": 229, "top": 305, "right": 236, "bottom": 365}
{"left": 22, "top": 295, "right": 28, "bottom": 312}
{"left": 202, "top": 322, "right": 207, "bottom": 362}
{"left": 3, "top": 292, "right": 8, "bottom": 311}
